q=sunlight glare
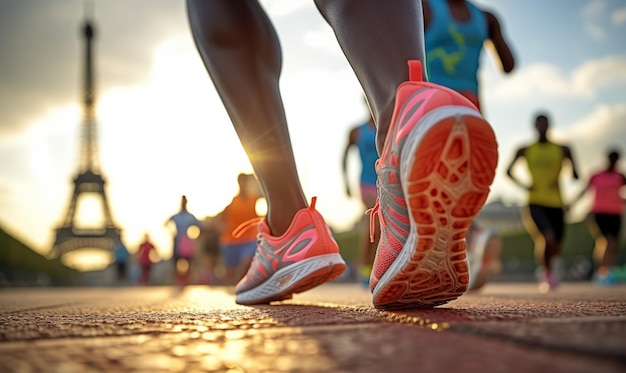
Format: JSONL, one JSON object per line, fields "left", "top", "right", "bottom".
{"left": 255, "top": 198, "right": 267, "bottom": 217}
{"left": 148, "top": 250, "right": 160, "bottom": 263}
{"left": 538, "top": 283, "right": 550, "bottom": 294}
{"left": 61, "top": 249, "right": 112, "bottom": 271}
{"left": 74, "top": 194, "right": 106, "bottom": 228}
{"left": 176, "top": 258, "right": 190, "bottom": 273}
{"left": 187, "top": 225, "right": 200, "bottom": 239}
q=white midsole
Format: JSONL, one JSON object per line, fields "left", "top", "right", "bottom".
{"left": 236, "top": 253, "right": 345, "bottom": 303}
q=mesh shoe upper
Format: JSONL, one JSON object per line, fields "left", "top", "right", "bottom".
{"left": 234, "top": 197, "right": 342, "bottom": 295}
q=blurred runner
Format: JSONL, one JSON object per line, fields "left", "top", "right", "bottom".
{"left": 165, "top": 195, "right": 202, "bottom": 287}
{"left": 507, "top": 113, "right": 580, "bottom": 292}
{"left": 137, "top": 233, "right": 158, "bottom": 286}
{"left": 570, "top": 148, "right": 626, "bottom": 285}
{"left": 218, "top": 174, "right": 263, "bottom": 285}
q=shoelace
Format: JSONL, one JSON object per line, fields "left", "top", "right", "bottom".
{"left": 231, "top": 196, "right": 320, "bottom": 239}
{"left": 232, "top": 217, "right": 264, "bottom": 239}
{"left": 365, "top": 199, "right": 380, "bottom": 243}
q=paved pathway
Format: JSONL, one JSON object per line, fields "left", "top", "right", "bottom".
{"left": 1, "top": 283, "right": 625, "bottom": 372}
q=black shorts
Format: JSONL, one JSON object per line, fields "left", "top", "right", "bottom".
{"left": 116, "top": 262, "right": 127, "bottom": 275}
{"left": 591, "top": 213, "right": 622, "bottom": 238}
{"left": 528, "top": 204, "right": 565, "bottom": 242}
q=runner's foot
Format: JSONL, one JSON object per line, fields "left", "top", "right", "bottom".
{"left": 234, "top": 197, "right": 346, "bottom": 305}
{"left": 369, "top": 60, "right": 498, "bottom": 309}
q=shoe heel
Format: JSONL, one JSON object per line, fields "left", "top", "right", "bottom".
{"left": 375, "top": 106, "right": 498, "bottom": 308}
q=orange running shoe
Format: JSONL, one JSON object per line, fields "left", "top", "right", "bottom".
{"left": 369, "top": 60, "right": 498, "bottom": 309}
{"left": 234, "top": 197, "right": 346, "bottom": 305}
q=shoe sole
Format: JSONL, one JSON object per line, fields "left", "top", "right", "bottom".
{"left": 235, "top": 253, "right": 346, "bottom": 305}
{"left": 372, "top": 106, "right": 497, "bottom": 309}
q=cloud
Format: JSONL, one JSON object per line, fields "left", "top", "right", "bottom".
{"left": 267, "top": 2, "right": 347, "bottom": 72}
{"left": 564, "top": 103, "right": 626, "bottom": 143}
{"left": 0, "top": 0, "right": 187, "bottom": 135}
{"left": 486, "top": 63, "right": 572, "bottom": 101}
{"left": 485, "top": 56, "right": 626, "bottom": 102}
{"left": 571, "top": 56, "right": 626, "bottom": 95}
{"left": 557, "top": 103, "right": 626, "bottom": 171}
{"left": 0, "top": 0, "right": 343, "bottom": 137}
{"left": 303, "top": 25, "right": 342, "bottom": 53}
{"left": 581, "top": 0, "right": 607, "bottom": 40}
{"left": 581, "top": 1, "right": 626, "bottom": 41}
{"left": 261, "top": 0, "right": 310, "bottom": 17}
{"left": 612, "top": 8, "right": 626, "bottom": 26}
{"left": 0, "top": 1, "right": 81, "bottom": 134}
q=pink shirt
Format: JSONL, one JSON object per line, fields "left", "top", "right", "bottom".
{"left": 138, "top": 241, "right": 156, "bottom": 266}
{"left": 588, "top": 170, "right": 626, "bottom": 215}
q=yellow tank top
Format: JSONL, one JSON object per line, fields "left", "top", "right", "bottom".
{"left": 525, "top": 142, "right": 564, "bottom": 207}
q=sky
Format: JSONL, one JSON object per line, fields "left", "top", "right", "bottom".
{"left": 1, "top": 0, "right": 625, "bottom": 270}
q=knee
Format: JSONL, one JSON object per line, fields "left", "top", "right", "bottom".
{"left": 542, "top": 231, "right": 557, "bottom": 245}
{"left": 605, "top": 235, "right": 618, "bottom": 247}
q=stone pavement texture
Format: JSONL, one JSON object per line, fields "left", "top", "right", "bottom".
{"left": 0, "top": 283, "right": 625, "bottom": 373}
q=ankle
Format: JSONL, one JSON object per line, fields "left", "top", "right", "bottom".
{"left": 266, "top": 206, "right": 305, "bottom": 237}
{"left": 372, "top": 93, "right": 396, "bottom": 153}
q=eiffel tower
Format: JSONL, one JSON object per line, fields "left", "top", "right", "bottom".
{"left": 51, "top": 14, "right": 122, "bottom": 258}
